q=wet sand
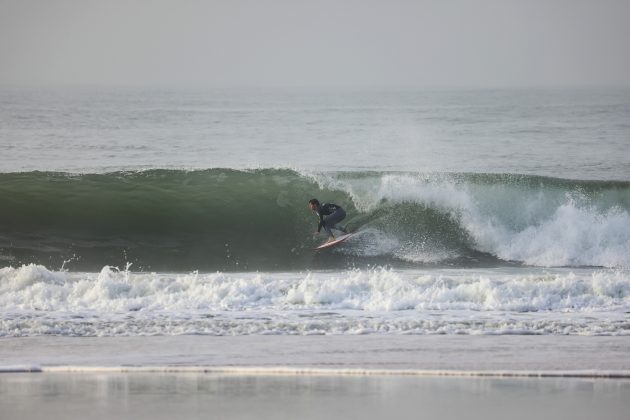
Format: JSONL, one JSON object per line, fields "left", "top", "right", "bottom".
{"left": 1, "top": 335, "right": 630, "bottom": 374}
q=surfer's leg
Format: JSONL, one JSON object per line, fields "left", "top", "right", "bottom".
{"left": 333, "top": 223, "right": 347, "bottom": 233}
{"left": 324, "top": 209, "right": 347, "bottom": 234}
{"left": 337, "top": 226, "right": 348, "bottom": 233}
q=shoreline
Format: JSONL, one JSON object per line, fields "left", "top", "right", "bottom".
{"left": 2, "top": 335, "right": 629, "bottom": 378}
{"left": 2, "top": 366, "right": 630, "bottom": 379}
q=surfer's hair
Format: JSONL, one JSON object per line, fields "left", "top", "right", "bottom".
{"left": 308, "top": 198, "right": 320, "bottom": 206}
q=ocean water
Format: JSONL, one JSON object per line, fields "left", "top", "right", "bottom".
{"left": 1, "top": 87, "right": 629, "bottom": 338}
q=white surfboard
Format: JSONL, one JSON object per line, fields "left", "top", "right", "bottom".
{"left": 314, "top": 233, "right": 354, "bottom": 250}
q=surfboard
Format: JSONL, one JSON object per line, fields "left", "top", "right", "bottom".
{"left": 314, "top": 233, "right": 354, "bottom": 250}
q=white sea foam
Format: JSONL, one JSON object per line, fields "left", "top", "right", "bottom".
{"left": 475, "top": 202, "right": 630, "bottom": 267}
{"left": 2, "top": 264, "right": 629, "bottom": 312}
{"left": 1, "top": 265, "right": 628, "bottom": 337}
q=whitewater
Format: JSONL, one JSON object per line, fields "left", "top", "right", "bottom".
{"left": 1, "top": 264, "right": 628, "bottom": 337}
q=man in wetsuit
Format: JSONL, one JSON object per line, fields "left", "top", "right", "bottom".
{"left": 308, "top": 198, "right": 348, "bottom": 243}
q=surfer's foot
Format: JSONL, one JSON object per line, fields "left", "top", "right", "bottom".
{"left": 326, "top": 237, "right": 336, "bottom": 243}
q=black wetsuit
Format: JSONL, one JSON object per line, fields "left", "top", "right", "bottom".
{"left": 314, "top": 203, "right": 347, "bottom": 237}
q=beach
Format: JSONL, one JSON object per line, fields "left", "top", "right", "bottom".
{"left": 2, "top": 335, "right": 630, "bottom": 420}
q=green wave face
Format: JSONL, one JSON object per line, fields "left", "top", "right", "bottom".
{"left": 1, "top": 169, "right": 629, "bottom": 271}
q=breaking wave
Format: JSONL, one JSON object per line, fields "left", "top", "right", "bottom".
{"left": 1, "top": 169, "right": 629, "bottom": 270}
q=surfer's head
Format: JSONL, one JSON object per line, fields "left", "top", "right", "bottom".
{"left": 308, "top": 198, "right": 320, "bottom": 210}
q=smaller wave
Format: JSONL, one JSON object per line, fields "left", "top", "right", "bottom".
{"left": 1, "top": 265, "right": 628, "bottom": 337}
{"left": 1, "top": 264, "right": 628, "bottom": 312}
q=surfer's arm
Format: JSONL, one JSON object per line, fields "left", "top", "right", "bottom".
{"left": 317, "top": 214, "right": 324, "bottom": 233}
{"left": 312, "top": 209, "right": 324, "bottom": 234}
{"left": 320, "top": 216, "right": 335, "bottom": 240}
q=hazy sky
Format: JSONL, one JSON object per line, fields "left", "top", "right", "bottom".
{"left": 1, "top": 0, "right": 630, "bottom": 88}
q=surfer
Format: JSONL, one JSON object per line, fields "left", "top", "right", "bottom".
{"left": 308, "top": 198, "right": 348, "bottom": 243}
